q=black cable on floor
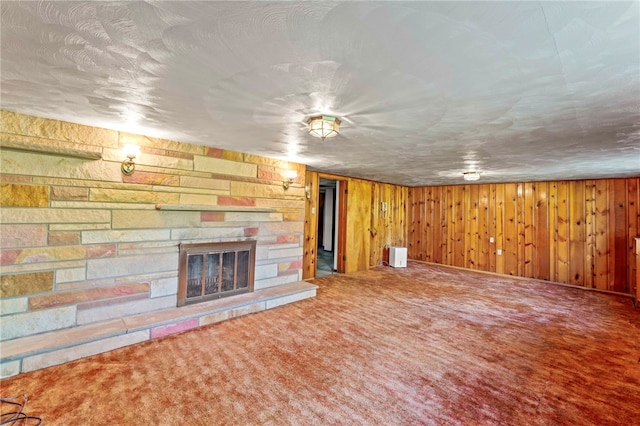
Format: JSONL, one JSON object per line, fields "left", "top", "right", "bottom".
{"left": 1, "top": 395, "right": 42, "bottom": 425}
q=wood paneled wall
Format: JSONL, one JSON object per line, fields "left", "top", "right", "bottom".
{"left": 370, "top": 182, "right": 408, "bottom": 267}
{"left": 408, "top": 178, "right": 640, "bottom": 295}
{"left": 303, "top": 171, "right": 407, "bottom": 279}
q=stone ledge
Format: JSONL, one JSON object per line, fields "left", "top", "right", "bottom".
{"left": 0, "top": 281, "right": 317, "bottom": 375}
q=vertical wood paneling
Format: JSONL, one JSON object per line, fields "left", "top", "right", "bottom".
{"left": 406, "top": 177, "right": 639, "bottom": 295}
{"left": 302, "top": 171, "right": 319, "bottom": 280}
{"left": 556, "top": 182, "right": 570, "bottom": 283}
{"left": 478, "top": 184, "right": 490, "bottom": 272}
{"left": 628, "top": 179, "right": 639, "bottom": 298}
{"left": 548, "top": 182, "right": 558, "bottom": 282}
{"left": 523, "top": 182, "right": 535, "bottom": 278}
{"left": 593, "top": 179, "right": 610, "bottom": 290}
{"left": 504, "top": 183, "right": 519, "bottom": 276}
{"left": 535, "top": 182, "right": 550, "bottom": 281}
{"left": 467, "top": 184, "right": 479, "bottom": 269}
{"left": 612, "top": 179, "right": 628, "bottom": 293}
{"left": 569, "top": 181, "right": 585, "bottom": 286}
{"left": 584, "top": 181, "right": 596, "bottom": 289}
{"left": 494, "top": 184, "right": 505, "bottom": 275}
{"left": 369, "top": 182, "right": 381, "bottom": 267}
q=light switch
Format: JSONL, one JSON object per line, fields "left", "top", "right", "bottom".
{"left": 497, "top": 249, "right": 502, "bottom": 255}
{"left": 489, "top": 237, "right": 495, "bottom": 243}
{"left": 311, "top": 207, "right": 316, "bottom": 214}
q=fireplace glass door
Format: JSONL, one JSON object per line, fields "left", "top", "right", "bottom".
{"left": 179, "top": 241, "right": 255, "bottom": 306}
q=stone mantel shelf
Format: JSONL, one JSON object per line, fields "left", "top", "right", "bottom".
{"left": 0, "top": 137, "right": 103, "bottom": 160}
{"left": 155, "top": 204, "right": 276, "bottom": 212}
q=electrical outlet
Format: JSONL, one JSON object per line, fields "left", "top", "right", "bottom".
{"left": 497, "top": 249, "right": 502, "bottom": 255}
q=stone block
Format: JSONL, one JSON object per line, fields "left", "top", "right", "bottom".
{"left": 254, "top": 198, "right": 305, "bottom": 210}
{"left": 171, "top": 227, "right": 246, "bottom": 241}
{"left": 81, "top": 229, "right": 170, "bottom": 245}
{"left": 78, "top": 293, "right": 149, "bottom": 310}
{"left": 230, "top": 181, "right": 283, "bottom": 199}
{"left": 193, "top": 156, "right": 257, "bottom": 177}
{"left": 103, "top": 147, "right": 194, "bottom": 171}
{"left": 115, "top": 242, "right": 178, "bottom": 257}
{"left": 265, "top": 288, "right": 316, "bottom": 309}
{"left": 218, "top": 196, "right": 255, "bottom": 207}
{"left": 0, "top": 174, "right": 32, "bottom": 183}
{"left": 244, "top": 227, "right": 259, "bottom": 237}
{"left": 268, "top": 247, "right": 302, "bottom": 260}
{"left": 29, "top": 282, "right": 150, "bottom": 310}
{"left": 199, "top": 302, "right": 265, "bottom": 326}
{"left": 0, "top": 208, "right": 110, "bottom": 224}
{"left": 200, "top": 212, "right": 225, "bottom": 222}
{"left": 50, "top": 186, "right": 89, "bottom": 201}
{"left": 180, "top": 176, "right": 230, "bottom": 191}
{"left": 112, "top": 210, "right": 200, "bottom": 229}
{"left": 277, "top": 235, "right": 301, "bottom": 244}
{"left": 0, "top": 271, "right": 53, "bottom": 297}
{"left": 205, "top": 147, "right": 223, "bottom": 158}
{"left": 7, "top": 245, "right": 114, "bottom": 265}
{"left": 90, "top": 188, "right": 179, "bottom": 204}
{"left": 150, "top": 277, "right": 178, "bottom": 298}
{"left": 243, "top": 154, "right": 300, "bottom": 170}
{"left": 0, "top": 360, "right": 21, "bottom": 378}
{"left": 87, "top": 252, "right": 178, "bottom": 280}
{"left": 150, "top": 318, "right": 198, "bottom": 339}
{"left": 55, "top": 267, "right": 86, "bottom": 284}
{"left": 221, "top": 150, "right": 244, "bottom": 162}
{"left": 0, "top": 150, "right": 121, "bottom": 182}
{"left": 179, "top": 193, "right": 217, "bottom": 206}
{"left": 284, "top": 211, "right": 305, "bottom": 221}
{"left": 224, "top": 212, "right": 281, "bottom": 222}
{"left": 1, "top": 111, "right": 117, "bottom": 147}
{"left": 255, "top": 263, "right": 278, "bottom": 280}
{"left": 254, "top": 274, "right": 299, "bottom": 290}
{"left": 0, "top": 260, "right": 85, "bottom": 276}
{"left": 278, "top": 260, "right": 303, "bottom": 272}
{"left": 122, "top": 171, "right": 179, "bottom": 186}
{"left": 49, "top": 223, "right": 111, "bottom": 231}
{"left": 0, "top": 306, "right": 76, "bottom": 341}
{"left": 0, "top": 224, "right": 47, "bottom": 248}
{"left": 259, "top": 221, "right": 304, "bottom": 236}
{"left": 21, "top": 330, "right": 149, "bottom": 373}
{"left": 76, "top": 295, "right": 176, "bottom": 324}
{"left": 0, "top": 183, "right": 49, "bottom": 207}
{"left": 0, "top": 297, "right": 28, "bottom": 315}
{"left": 48, "top": 231, "right": 81, "bottom": 246}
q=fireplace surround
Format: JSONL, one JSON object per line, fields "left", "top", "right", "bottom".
{"left": 178, "top": 241, "right": 257, "bottom": 306}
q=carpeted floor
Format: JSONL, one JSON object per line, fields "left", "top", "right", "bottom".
{"left": 2, "top": 262, "right": 639, "bottom": 425}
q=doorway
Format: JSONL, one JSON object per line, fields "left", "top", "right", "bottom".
{"left": 317, "top": 178, "right": 338, "bottom": 277}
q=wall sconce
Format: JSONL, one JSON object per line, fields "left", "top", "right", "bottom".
{"left": 121, "top": 144, "right": 140, "bottom": 175}
{"left": 283, "top": 170, "right": 297, "bottom": 190}
{"left": 305, "top": 184, "right": 311, "bottom": 201}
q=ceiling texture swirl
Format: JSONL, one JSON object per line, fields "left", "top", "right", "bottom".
{"left": 1, "top": 1, "right": 639, "bottom": 185}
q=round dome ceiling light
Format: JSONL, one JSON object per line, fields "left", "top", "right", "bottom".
{"left": 463, "top": 171, "right": 481, "bottom": 181}
{"left": 308, "top": 115, "right": 341, "bottom": 140}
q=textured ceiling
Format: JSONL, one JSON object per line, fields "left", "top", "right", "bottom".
{"left": 1, "top": 1, "right": 639, "bottom": 186}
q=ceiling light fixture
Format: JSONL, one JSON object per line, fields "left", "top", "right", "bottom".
{"left": 307, "top": 115, "right": 341, "bottom": 140}
{"left": 463, "top": 171, "right": 481, "bottom": 182}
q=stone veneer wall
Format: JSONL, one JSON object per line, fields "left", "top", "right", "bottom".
{"left": 0, "top": 111, "right": 307, "bottom": 373}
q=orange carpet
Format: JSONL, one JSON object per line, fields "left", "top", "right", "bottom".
{"left": 2, "top": 262, "right": 639, "bottom": 425}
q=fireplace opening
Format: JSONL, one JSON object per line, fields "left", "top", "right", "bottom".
{"left": 178, "top": 241, "right": 256, "bottom": 306}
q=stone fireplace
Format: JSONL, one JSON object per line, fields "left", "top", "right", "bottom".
{"left": 178, "top": 241, "right": 256, "bottom": 306}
